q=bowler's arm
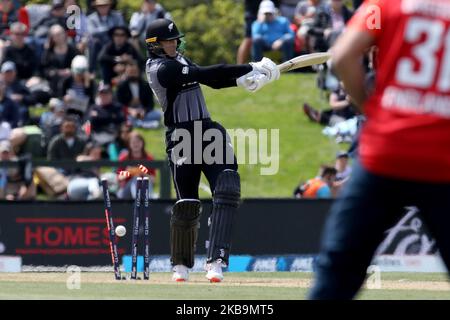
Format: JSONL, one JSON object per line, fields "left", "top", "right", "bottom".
{"left": 332, "top": 28, "right": 374, "bottom": 112}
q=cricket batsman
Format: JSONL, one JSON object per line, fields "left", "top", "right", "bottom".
{"left": 144, "top": 19, "right": 279, "bottom": 282}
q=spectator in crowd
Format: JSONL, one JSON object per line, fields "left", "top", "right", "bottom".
{"left": 279, "top": 0, "right": 300, "bottom": 22}
{"left": 31, "top": 0, "right": 66, "bottom": 37}
{"left": 334, "top": 150, "right": 351, "bottom": 181}
{"left": 251, "top": 0, "right": 295, "bottom": 62}
{"left": 237, "top": 0, "right": 280, "bottom": 64}
{"left": 116, "top": 60, "right": 161, "bottom": 129}
{"left": 3, "top": 61, "right": 26, "bottom": 101}
{"left": 0, "top": 0, "right": 29, "bottom": 41}
{"left": 289, "top": 8, "right": 304, "bottom": 55}
{"left": 47, "top": 115, "right": 86, "bottom": 161}
{"left": 41, "top": 24, "right": 79, "bottom": 95}
{"left": 295, "top": 0, "right": 330, "bottom": 26}
{"left": 0, "top": 139, "right": 35, "bottom": 200}
{"left": 97, "top": 25, "right": 143, "bottom": 85}
{"left": 303, "top": 82, "right": 357, "bottom": 126}
{"left": 87, "top": 82, "right": 125, "bottom": 145}
{"left": 294, "top": 0, "right": 330, "bottom": 53}
{"left": 129, "top": 0, "right": 171, "bottom": 47}
{"left": 107, "top": 121, "right": 131, "bottom": 161}
{"left": 2, "top": 22, "right": 37, "bottom": 80}
{"left": 117, "top": 131, "right": 156, "bottom": 199}
{"left": 86, "top": 0, "right": 125, "bottom": 74}
{"left": 30, "top": 0, "right": 67, "bottom": 60}
{"left": 67, "top": 141, "right": 103, "bottom": 200}
{"left": 61, "top": 55, "right": 96, "bottom": 118}
{"left": 329, "top": 0, "right": 353, "bottom": 34}
{"left": 25, "top": 2, "right": 51, "bottom": 31}
{"left": 0, "top": 76, "right": 19, "bottom": 128}
{"left": 40, "top": 97, "right": 66, "bottom": 148}
{"left": 313, "top": 0, "right": 353, "bottom": 50}
{"left": 293, "top": 165, "right": 337, "bottom": 199}
{"left": 306, "top": 8, "right": 332, "bottom": 52}
{"left": 1, "top": 61, "right": 37, "bottom": 126}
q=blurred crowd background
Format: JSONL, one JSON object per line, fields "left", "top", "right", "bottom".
{"left": 0, "top": 0, "right": 365, "bottom": 201}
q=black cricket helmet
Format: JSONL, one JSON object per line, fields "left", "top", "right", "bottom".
{"left": 145, "top": 19, "right": 185, "bottom": 57}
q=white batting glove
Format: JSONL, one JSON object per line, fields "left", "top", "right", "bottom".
{"left": 236, "top": 70, "right": 258, "bottom": 91}
{"left": 249, "top": 73, "right": 271, "bottom": 92}
{"left": 250, "top": 57, "right": 280, "bottom": 83}
{"left": 237, "top": 71, "right": 270, "bottom": 92}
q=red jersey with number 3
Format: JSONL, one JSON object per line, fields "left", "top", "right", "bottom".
{"left": 348, "top": 0, "right": 450, "bottom": 182}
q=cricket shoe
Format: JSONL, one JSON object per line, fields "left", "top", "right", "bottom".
{"left": 172, "top": 265, "right": 189, "bottom": 282}
{"left": 205, "top": 260, "right": 224, "bottom": 283}
{"left": 303, "top": 103, "right": 321, "bottom": 123}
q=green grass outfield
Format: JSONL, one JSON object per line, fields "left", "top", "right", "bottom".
{"left": 1, "top": 272, "right": 449, "bottom": 300}
{"left": 139, "top": 72, "right": 341, "bottom": 198}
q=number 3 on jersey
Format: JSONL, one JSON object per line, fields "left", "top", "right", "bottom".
{"left": 396, "top": 17, "right": 450, "bottom": 91}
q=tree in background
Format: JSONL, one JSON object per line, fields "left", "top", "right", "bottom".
{"left": 171, "top": 0, "right": 244, "bottom": 65}
{"left": 27, "top": 0, "right": 244, "bottom": 65}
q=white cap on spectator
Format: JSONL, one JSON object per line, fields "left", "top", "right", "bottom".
{"left": 49, "top": 98, "right": 64, "bottom": 112}
{"left": 71, "top": 55, "right": 88, "bottom": 74}
{"left": 0, "top": 140, "right": 11, "bottom": 153}
{"left": 1, "top": 61, "right": 16, "bottom": 73}
{"left": 259, "top": 0, "right": 277, "bottom": 14}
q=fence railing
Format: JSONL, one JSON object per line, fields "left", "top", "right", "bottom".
{"left": 0, "top": 159, "right": 172, "bottom": 199}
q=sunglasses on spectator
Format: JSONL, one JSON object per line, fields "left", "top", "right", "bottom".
{"left": 114, "top": 33, "right": 127, "bottom": 37}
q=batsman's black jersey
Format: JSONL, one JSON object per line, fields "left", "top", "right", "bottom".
{"left": 145, "top": 54, "right": 252, "bottom": 127}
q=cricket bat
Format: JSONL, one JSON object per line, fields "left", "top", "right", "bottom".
{"left": 277, "top": 52, "right": 331, "bottom": 73}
